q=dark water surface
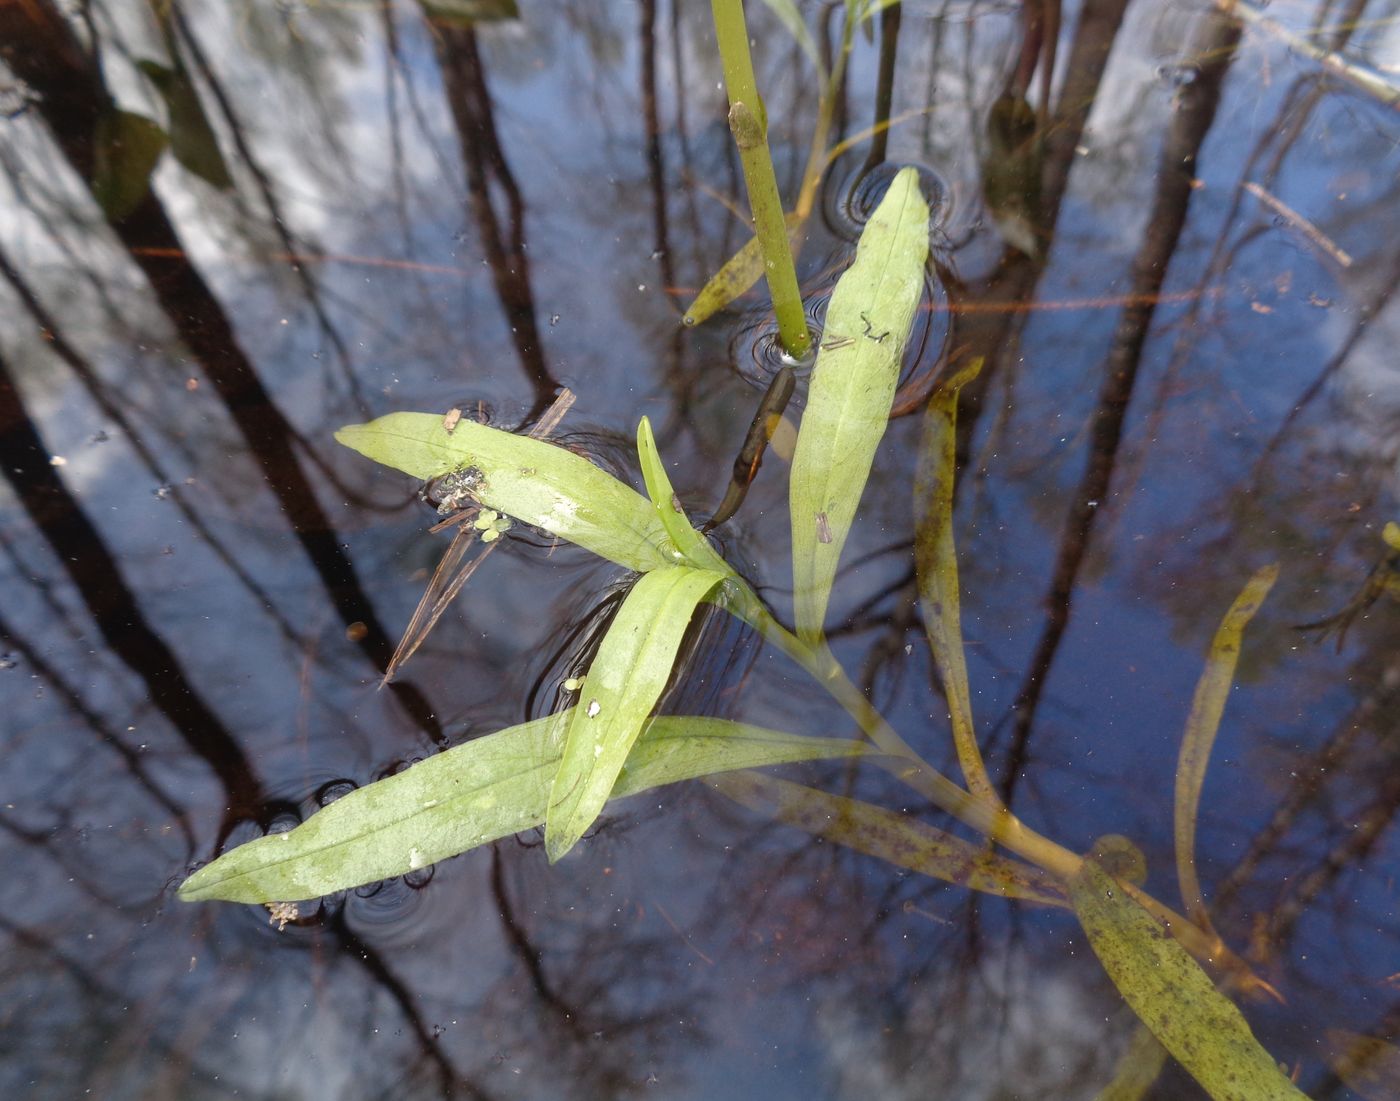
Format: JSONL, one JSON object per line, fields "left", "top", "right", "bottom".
{"left": 2, "top": 1, "right": 1398, "bottom": 1098}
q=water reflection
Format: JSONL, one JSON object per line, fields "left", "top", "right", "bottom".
{"left": 0, "top": 0, "right": 1398, "bottom": 1097}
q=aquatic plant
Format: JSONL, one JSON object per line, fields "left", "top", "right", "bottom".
{"left": 179, "top": 166, "right": 1304, "bottom": 1101}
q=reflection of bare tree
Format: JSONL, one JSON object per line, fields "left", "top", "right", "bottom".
{"left": 1000, "top": 4, "right": 1244, "bottom": 789}
{"left": 432, "top": 21, "right": 559, "bottom": 416}
{"left": 0, "top": 0, "right": 445, "bottom": 746}
{"left": 0, "top": 352, "right": 263, "bottom": 817}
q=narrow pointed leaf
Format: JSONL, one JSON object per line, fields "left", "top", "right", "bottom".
{"left": 1325, "top": 1029, "right": 1400, "bottom": 1101}
{"left": 136, "top": 59, "right": 233, "bottom": 189}
{"left": 756, "top": 0, "right": 825, "bottom": 76}
{"left": 545, "top": 566, "right": 726, "bottom": 861}
{"left": 914, "top": 358, "right": 993, "bottom": 798}
{"left": 1175, "top": 564, "right": 1277, "bottom": 929}
{"left": 790, "top": 166, "right": 929, "bottom": 641}
{"left": 337, "top": 413, "right": 673, "bottom": 573}
{"left": 1069, "top": 858, "right": 1306, "bottom": 1101}
{"left": 681, "top": 211, "right": 803, "bottom": 328}
{"left": 178, "top": 712, "right": 865, "bottom": 904}
{"left": 709, "top": 770, "right": 1066, "bottom": 906}
{"left": 636, "top": 417, "right": 733, "bottom": 574}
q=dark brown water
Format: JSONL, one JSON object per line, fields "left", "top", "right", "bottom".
{"left": 1, "top": 1, "right": 1398, "bottom": 1098}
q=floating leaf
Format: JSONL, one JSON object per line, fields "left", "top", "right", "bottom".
{"left": 92, "top": 108, "right": 168, "bottom": 222}
{"left": 710, "top": 770, "right": 1066, "bottom": 906}
{"left": 136, "top": 59, "right": 233, "bottom": 190}
{"left": 1069, "top": 858, "right": 1306, "bottom": 1101}
{"left": 1325, "top": 1029, "right": 1400, "bottom": 1101}
{"left": 789, "top": 165, "right": 928, "bottom": 642}
{"left": 635, "top": 417, "right": 732, "bottom": 574}
{"left": 545, "top": 566, "right": 726, "bottom": 862}
{"left": 179, "top": 713, "right": 865, "bottom": 904}
{"left": 913, "top": 359, "right": 992, "bottom": 798}
{"left": 682, "top": 211, "right": 803, "bottom": 328}
{"left": 1095, "top": 1025, "right": 1169, "bottom": 1101}
{"left": 336, "top": 413, "right": 673, "bottom": 573}
{"left": 1175, "top": 564, "right": 1277, "bottom": 929}
{"left": 1383, "top": 521, "right": 1400, "bottom": 552}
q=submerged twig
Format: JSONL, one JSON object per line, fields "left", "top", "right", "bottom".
{"left": 1243, "top": 181, "right": 1352, "bottom": 267}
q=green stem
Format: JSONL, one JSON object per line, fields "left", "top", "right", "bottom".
{"left": 710, "top": 0, "right": 811, "bottom": 359}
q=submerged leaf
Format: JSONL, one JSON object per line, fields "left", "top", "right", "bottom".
{"left": 136, "top": 59, "right": 233, "bottom": 189}
{"left": 789, "top": 166, "right": 929, "bottom": 642}
{"left": 913, "top": 358, "right": 992, "bottom": 798}
{"left": 1095, "top": 1025, "right": 1169, "bottom": 1101}
{"left": 92, "top": 108, "right": 168, "bottom": 222}
{"left": 336, "top": 413, "right": 673, "bottom": 573}
{"left": 178, "top": 713, "right": 865, "bottom": 904}
{"left": 755, "top": 0, "right": 825, "bottom": 77}
{"left": 1175, "top": 564, "right": 1277, "bottom": 929}
{"left": 682, "top": 211, "right": 804, "bottom": 329}
{"left": 1325, "top": 1029, "right": 1400, "bottom": 1101}
{"left": 1069, "top": 858, "right": 1305, "bottom": 1101}
{"left": 545, "top": 566, "right": 726, "bottom": 862}
{"left": 1384, "top": 521, "right": 1400, "bottom": 552}
{"left": 635, "top": 417, "right": 732, "bottom": 574}
{"left": 710, "top": 770, "right": 1066, "bottom": 906}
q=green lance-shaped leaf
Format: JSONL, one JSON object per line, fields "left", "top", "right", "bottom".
{"left": 1069, "top": 858, "right": 1306, "bottom": 1101}
{"left": 179, "top": 713, "right": 865, "bottom": 904}
{"left": 913, "top": 358, "right": 994, "bottom": 799}
{"left": 709, "top": 770, "right": 1066, "bottom": 907}
{"left": 1175, "top": 564, "right": 1278, "bottom": 931}
{"left": 635, "top": 417, "right": 733, "bottom": 575}
{"left": 546, "top": 566, "right": 727, "bottom": 862}
{"left": 336, "top": 412, "right": 674, "bottom": 573}
{"left": 682, "top": 212, "right": 804, "bottom": 329}
{"left": 1095, "top": 1025, "right": 1169, "bottom": 1101}
{"left": 789, "top": 166, "right": 929, "bottom": 642}
{"left": 1325, "top": 1029, "right": 1400, "bottom": 1101}
{"left": 92, "top": 108, "right": 168, "bottom": 222}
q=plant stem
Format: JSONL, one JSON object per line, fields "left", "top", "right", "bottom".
{"left": 710, "top": 0, "right": 811, "bottom": 359}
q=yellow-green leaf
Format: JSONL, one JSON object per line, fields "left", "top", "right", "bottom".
{"left": 709, "top": 770, "right": 1066, "bottom": 906}
{"left": 1382, "top": 521, "right": 1400, "bottom": 552}
{"left": 913, "top": 358, "right": 992, "bottom": 798}
{"left": 546, "top": 566, "right": 726, "bottom": 861}
{"left": 789, "top": 166, "right": 929, "bottom": 642}
{"left": 1174, "top": 565, "right": 1278, "bottom": 928}
{"left": 336, "top": 412, "right": 673, "bottom": 573}
{"left": 1070, "top": 858, "right": 1306, "bottom": 1101}
{"left": 682, "top": 211, "right": 804, "bottom": 328}
{"left": 635, "top": 417, "right": 733, "bottom": 574}
{"left": 178, "top": 712, "right": 866, "bottom": 903}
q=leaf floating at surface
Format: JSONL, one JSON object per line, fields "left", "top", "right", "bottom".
{"left": 682, "top": 211, "right": 804, "bottom": 328}
{"left": 336, "top": 413, "right": 673, "bottom": 573}
{"left": 1069, "top": 858, "right": 1306, "bottom": 1101}
{"left": 1325, "top": 1029, "right": 1400, "bottom": 1101}
{"left": 1174, "top": 564, "right": 1278, "bottom": 930}
{"left": 92, "top": 108, "right": 168, "bottom": 222}
{"left": 913, "top": 358, "right": 992, "bottom": 798}
{"left": 789, "top": 165, "right": 929, "bottom": 642}
{"left": 635, "top": 417, "right": 733, "bottom": 575}
{"left": 545, "top": 566, "right": 726, "bottom": 862}
{"left": 178, "top": 713, "right": 865, "bottom": 904}
{"left": 709, "top": 770, "right": 1066, "bottom": 907}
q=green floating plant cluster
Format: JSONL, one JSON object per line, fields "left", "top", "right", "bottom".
{"left": 179, "top": 167, "right": 1305, "bottom": 1101}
